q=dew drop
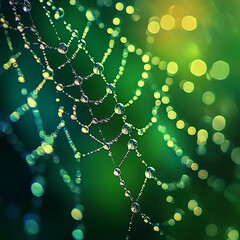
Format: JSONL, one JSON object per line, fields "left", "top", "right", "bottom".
{"left": 74, "top": 76, "right": 83, "bottom": 85}
{"left": 42, "top": 67, "right": 54, "bottom": 80}
{"left": 81, "top": 126, "right": 89, "bottom": 134}
{"left": 58, "top": 42, "right": 68, "bottom": 54}
{"left": 131, "top": 202, "right": 140, "bottom": 213}
{"left": 80, "top": 95, "right": 88, "bottom": 103}
{"left": 127, "top": 139, "right": 138, "bottom": 150}
{"left": 23, "top": 1, "right": 31, "bottom": 12}
{"left": 144, "top": 216, "right": 150, "bottom": 223}
{"left": 78, "top": 39, "right": 86, "bottom": 49}
{"left": 122, "top": 123, "right": 132, "bottom": 135}
{"left": 56, "top": 84, "right": 63, "bottom": 91}
{"left": 120, "top": 180, "right": 125, "bottom": 186}
{"left": 54, "top": 7, "right": 65, "bottom": 20}
{"left": 113, "top": 168, "right": 121, "bottom": 176}
{"left": 93, "top": 62, "right": 104, "bottom": 75}
{"left": 125, "top": 190, "right": 131, "bottom": 197}
{"left": 106, "top": 83, "right": 116, "bottom": 94}
{"left": 114, "top": 103, "right": 125, "bottom": 114}
{"left": 145, "top": 166, "right": 156, "bottom": 179}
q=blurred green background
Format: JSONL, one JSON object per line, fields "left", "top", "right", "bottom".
{"left": 0, "top": 0, "right": 240, "bottom": 240}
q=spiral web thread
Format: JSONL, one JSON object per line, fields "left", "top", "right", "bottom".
{"left": 0, "top": 0, "right": 239, "bottom": 239}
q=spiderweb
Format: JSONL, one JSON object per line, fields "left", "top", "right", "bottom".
{"left": 0, "top": 0, "right": 240, "bottom": 239}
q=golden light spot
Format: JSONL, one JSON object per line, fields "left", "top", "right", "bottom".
{"left": 188, "top": 126, "right": 196, "bottom": 135}
{"left": 166, "top": 77, "right": 173, "bottom": 85}
{"left": 206, "top": 224, "right": 218, "bottom": 237}
{"left": 183, "top": 81, "right": 194, "bottom": 93}
{"left": 161, "top": 183, "right": 168, "bottom": 190}
{"left": 181, "top": 16, "right": 197, "bottom": 31}
{"left": 174, "top": 212, "right": 182, "bottom": 221}
{"left": 198, "top": 169, "right": 208, "bottom": 180}
{"left": 188, "top": 200, "right": 198, "bottom": 210}
{"left": 154, "top": 92, "right": 161, "bottom": 99}
{"left": 162, "top": 85, "right": 169, "bottom": 92}
{"left": 138, "top": 80, "right": 144, "bottom": 87}
{"left": 142, "top": 54, "right": 150, "bottom": 63}
{"left": 176, "top": 120, "right": 185, "bottom": 129}
{"left": 115, "top": 2, "right": 124, "bottom": 11}
{"left": 159, "top": 61, "right": 167, "bottom": 70}
{"left": 212, "top": 115, "right": 226, "bottom": 131}
{"left": 155, "top": 100, "right": 161, "bottom": 106}
{"left": 153, "top": 225, "right": 160, "bottom": 232}
{"left": 151, "top": 117, "right": 157, "bottom": 123}
{"left": 193, "top": 206, "right": 202, "bottom": 216}
{"left": 210, "top": 60, "right": 230, "bottom": 80}
{"left": 126, "top": 5, "right": 134, "bottom": 14}
{"left": 160, "top": 15, "right": 175, "bottom": 30}
{"left": 231, "top": 147, "right": 240, "bottom": 165}
{"left": 167, "top": 61, "right": 178, "bottom": 75}
{"left": 168, "top": 219, "right": 175, "bottom": 226}
{"left": 161, "top": 96, "right": 169, "bottom": 104}
{"left": 151, "top": 56, "right": 160, "bottom": 65}
{"left": 148, "top": 20, "right": 160, "bottom": 34}
{"left": 212, "top": 132, "right": 225, "bottom": 145}
{"left": 127, "top": 44, "right": 135, "bottom": 52}
{"left": 27, "top": 97, "right": 37, "bottom": 108}
{"left": 142, "top": 72, "right": 148, "bottom": 79}
{"left": 166, "top": 196, "right": 173, "bottom": 203}
{"left": 113, "top": 17, "right": 120, "bottom": 25}
{"left": 135, "top": 89, "right": 141, "bottom": 96}
{"left": 168, "top": 110, "right": 177, "bottom": 120}
{"left": 10, "top": 111, "right": 20, "bottom": 122}
{"left": 107, "top": 27, "right": 113, "bottom": 34}
{"left": 167, "top": 140, "right": 174, "bottom": 147}
{"left": 71, "top": 208, "right": 83, "bottom": 221}
{"left": 202, "top": 91, "right": 215, "bottom": 105}
{"left": 42, "top": 142, "right": 53, "bottom": 154}
{"left": 18, "top": 75, "right": 25, "bottom": 83}
{"left": 69, "top": 0, "right": 76, "bottom": 5}
{"left": 191, "top": 163, "right": 199, "bottom": 171}
{"left": 227, "top": 229, "right": 239, "bottom": 240}
{"left": 144, "top": 64, "right": 151, "bottom": 71}
{"left": 190, "top": 59, "right": 207, "bottom": 76}
{"left": 197, "top": 129, "right": 208, "bottom": 141}
{"left": 120, "top": 37, "right": 127, "bottom": 43}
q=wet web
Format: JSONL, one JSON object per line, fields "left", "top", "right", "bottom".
{"left": 0, "top": 0, "right": 240, "bottom": 240}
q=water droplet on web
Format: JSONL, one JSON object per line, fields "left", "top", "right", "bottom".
{"left": 131, "top": 202, "right": 140, "bottom": 213}
{"left": 54, "top": 7, "right": 65, "bottom": 20}
{"left": 113, "top": 168, "right": 121, "bottom": 176}
{"left": 144, "top": 216, "right": 150, "bottom": 223}
{"left": 145, "top": 166, "right": 156, "bottom": 179}
{"left": 106, "top": 83, "right": 116, "bottom": 94}
{"left": 78, "top": 39, "right": 86, "bottom": 49}
{"left": 125, "top": 190, "right": 131, "bottom": 197}
{"left": 80, "top": 95, "right": 88, "bottom": 103}
{"left": 114, "top": 103, "right": 125, "bottom": 114}
{"left": 120, "top": 180, "right": 125, "bottom": 186}
{"left": 93, "top": 62, "right": 104, "bottom": 75}
{"left": 23, "top": 1, "right": 31, "bottom": 12}
{"left": 122, "top": 123, "right": 132, "bottom": 135}
{"left": 127, "top": 139, "right": 138, "bottom": 150}
{"left": 42, "top": 67, "right": 54, "bottom": 80}
{"left": 58, "top": 42, "right": 68, "bottom": 54}
{"left": 81, "top": 126, "right": 89, "bottom": 134}
{"left": 74, "top": 76, "right": 83, "bottom": 85}
{"left": 56, "top": 84, "right": 63, "bottom": 91}
{"left": 17, "top": 23, "right": 24, "bottom": 32}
